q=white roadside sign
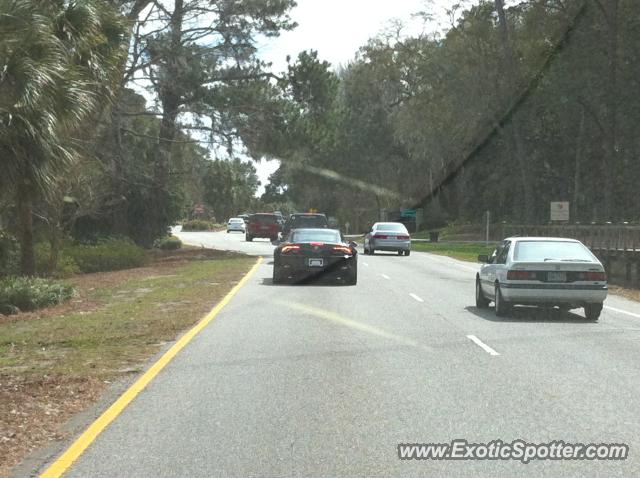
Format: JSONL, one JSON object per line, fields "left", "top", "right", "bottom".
{"left": 550, "top": 201, "right": 570, "bottom": 221}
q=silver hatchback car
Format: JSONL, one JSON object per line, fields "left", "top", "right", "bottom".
{"left": 363, "top": 222, "right": 411, "bottom": 256}
{"left": 476, "top": 237, "right": 608, "bottom": 320}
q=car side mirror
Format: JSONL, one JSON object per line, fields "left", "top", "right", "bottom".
{"left": 349, "top": 241, "right": 358, "bottom": 249}
{"left": 477, "top": 254, "right": 490, "bottom": 263}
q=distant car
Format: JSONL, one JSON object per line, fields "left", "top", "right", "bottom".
{"left": 237, "top": 214, "right": 250, "bottom": 224}
{"left": 281, "top": 213, "right": 329, "bottom": 240}
{"left": 246, "top": 213, "right": 280, "bottom": 242}
{"left": 476, "top": 237, "right": 608, "bottom": 320}
{"left": 363, "top": 222, "right": 411, "bottom": 256}
{"left": 273, "top": 228, "right": 358, "bottom": 285}
{"left": 226, "top": 217, "right": 245, "bottom": 233}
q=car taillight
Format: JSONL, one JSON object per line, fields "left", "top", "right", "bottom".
{"left": 507, "top": 270, "right": 537, "bottom": 280}
{"left": 332, "top": 246, "right": 352, "bottom": 254}
{"left": 578, "top": 271, "right": 606, "bottom": 281}
{"left": 373, "top": 234, "right": 388, "bottom": 239}
{"left": 396, "top": 235, "right": 410, "bottom": 240}
{"left": 281, "top": 245, "right": 300, "bottom": 254}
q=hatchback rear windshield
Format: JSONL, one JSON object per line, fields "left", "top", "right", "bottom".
{"left": 513, "top": 241, "right": 596, "bottom": 262}
{"left": 376, "top": 223, "right": 408, "bottom": 232}
{"left": 291, "top": 216, "right": 328, "bottom": 227}
{"left": 251, "top": 215, "right": 277, "bottom": 224}
{"left": 291, "top": 229, "right": 341, "bottom": 243}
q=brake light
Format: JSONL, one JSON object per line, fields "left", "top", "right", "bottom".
{"left": 578, "top": 271, "right": 606, "bottom": 281}
{"left": 332, "top": 246, "right": 352, "bottom": 254}
{"left": 281, "top": 245, "right": 300, "bottom": 254}
{"left": 309, "top": 242, "right": 324, "bottom": 246}
{"left": 373, "top": 234, "right": 388, "bottom": 239}
{"left": 507, "top": 270, "right": 537, "bottom": 280}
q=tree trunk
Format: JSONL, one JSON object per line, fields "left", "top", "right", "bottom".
{"left": 16, "top": 180, "right": 36, "bottom": 276}
{"left": 601, "top": 0, "right": 619, "bottom": 219}
{"left": 148, "top": 0, "right": 184, "bottom": 245}
{"left": 494, "top": 0, "right": 534, "bottom": 222}
{"left": 572, "top": 106, "right": 586, "bottom": 222}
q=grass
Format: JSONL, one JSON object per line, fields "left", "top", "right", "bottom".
{"left": 411, "top": 241, "right": 497, "bottom": 262}
{"left": 0, "top": 256, "right": 254, "bottom": 378}
{"left": 0, "top": 251, "right": 255, "bottom": 476}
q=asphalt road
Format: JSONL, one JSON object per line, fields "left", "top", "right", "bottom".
{"left": 52, "top": 231, "right": 640, "bottom": 477}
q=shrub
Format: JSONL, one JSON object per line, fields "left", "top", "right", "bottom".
{"left": 65, "top": 238, "right": 147, "bottom": 273}
{"left": 0, "top": 231, "right": 19, "bottom": 276}
{"left": 181, "top": 219, "right": 218, "bottom": 231}
{"left": 34, "top": 243, "right": 81, "bottom": 278}
{"left": 154, "top": 236, "right": 182, "bottom": 250}
{"left": 0, "top": 276, "right": 75, "bottom": 315}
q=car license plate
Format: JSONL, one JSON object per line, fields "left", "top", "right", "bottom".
{"left": 547, "top": 271, "right": 566, "bottom": 282}
{"left": 308, "top": 258, "right": 324, "bottom": 267}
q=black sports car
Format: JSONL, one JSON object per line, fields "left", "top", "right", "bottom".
{"left": 273, "top": 228, "right": 358, "bottom": 285}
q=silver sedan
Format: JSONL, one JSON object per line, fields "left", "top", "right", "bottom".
{"left": 476, "top": 237, "right": 608, "bottom": 320}
{"left": 363, "top": 222, "right": 411, "bottom": 256}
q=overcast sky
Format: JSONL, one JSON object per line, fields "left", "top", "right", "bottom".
{"left": 253, "top": 0, "right": 458, "bottom": 194}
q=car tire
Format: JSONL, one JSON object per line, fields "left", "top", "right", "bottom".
{"left": 370, "top": 246, "right": 375, "bottom": 255}
{"left": 227, "top": 230, "right": 230, "bottom": 233}
{"left": 246, "top": 235, "right": 253, "bottom": 242}
{"left": 397, "top": 250, "right": 403, "bottom": 256}
{"left": 476, "top": 277, "right": 489, "bottom": 309}
{"left": 584, "top": 303, "right": 603, "bottom": 321}
{"left": 494, "top": 283, "right": 511, "bottom": 317}
{"left": 405, "top": 250, "right": 410, "bottom": 256}
{"left": 346, "top": 266, "right": 357, "bottom": 285}
{"left": 273, "top": 264, "right": 284, "bottom": 284}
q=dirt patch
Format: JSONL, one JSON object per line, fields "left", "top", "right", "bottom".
{"left": 0, "top": 375, "right": 105, "bottom": 478}
{"left": 0, "top": 249, "right": 254, "bottom": 476}
{"left": 609, "top": 285, "right": 640, "bottom": 303}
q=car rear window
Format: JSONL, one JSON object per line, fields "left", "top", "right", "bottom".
{"left": 376, "top": 223, "right": 408, "bottom": 232}
{"left": 229, "top": 219, "right": 243, "bottom": 223}
{"left": 291, "top": 216, "right": 328, "bottom": 228}
{"left": 291, "top": 230, "right": 341, "bottom": 243}
{"left": 251, "top": 215, "right": 277, "bottom": 224}
{"left": 513, "top": 241, "right": 595, "bottom": 262}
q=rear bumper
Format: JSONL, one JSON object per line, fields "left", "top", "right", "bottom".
{"left": 371, "top": 239, "right": 410, "bottom": 251}
{"left": 277, "top": 256, "right": 356, "bottom": 279}
{"left": 248, "top": 229, "right": 278, "bottom": 238}
{"left": 227, "top": 226, "right": 245, "bottom": 231}
{"left": 501, "top": 282, "right": 608, "bottom": 305}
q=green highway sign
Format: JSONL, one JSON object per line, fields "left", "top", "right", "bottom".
{"left": 401, "top": 208, "right": 416, "bottom": 217}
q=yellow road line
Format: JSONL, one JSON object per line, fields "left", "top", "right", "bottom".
{"left": 40, "top": 257, "right": 263, "bottom": 478}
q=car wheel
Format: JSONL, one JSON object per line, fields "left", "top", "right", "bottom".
{"left": 584, "top": 303, "right": 603, "bottom": 321}
{"left": 397, "top": 250, "right": 403, "bottom": 256}
{"left": 475, "top": 277, "right": 489, "bottom": 309}
{"left": 494, "top": 283, "right": 511, "bottom": 317}
{"left": 273, "top": 264, "right": 285, "bottom": 284}
{"left": 405, "top": 250, "right": 410, "bottom": 256}
{"left": 370, "top": 246, "right": 375, "bottom": 255}
{"left": 346, "top": 266, "right": 357, "bottom": 285}
{"left": 246, "top": 235, "right": 253, "bottom": 242}
{"left": 227, "top": 230, "right": 230, "bottom": 233}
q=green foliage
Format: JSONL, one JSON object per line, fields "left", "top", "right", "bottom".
{"left": 181, "top": 220, "right": 220, "bottom": 232}
{"left": 154, "top": 236, "right": 183, "bottom": 250}
{"left": 0, "top": 277, "right": 75, "bottom": 315}
{"left": 0, "top": 231, "right": 19, "bottom": 276}
{"left": 34, "top": 243, "right": 80, "bottom": 278}
{"left": 202, "top": 159, "right": 259, "bottom": 221}
{"left": 64, "top": 238, "right": 147, "bottom": 273}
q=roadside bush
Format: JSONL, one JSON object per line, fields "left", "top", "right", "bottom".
{"left": 0, "top": 231, "right": 19, "bottom": 276}
{"left": 181, "top": 219, "right": 219, "bottom": 231}
{"left": 34, "top": 243, "right": 81, "bottom": 278}
{"left": 0, "top": 276, "right": 75, "bottom": 315}
{"left": 154, "top": 236, "right": 182, "bottom": 250}
{"left": 65, "top": 238, "right": 147, "bottom": 273}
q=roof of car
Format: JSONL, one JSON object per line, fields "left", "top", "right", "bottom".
{"left": 505, "top": 236, "right": 580, "bottom": 242}
{"left": 374, "top": 222, "right": 408, "bottom": 226}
